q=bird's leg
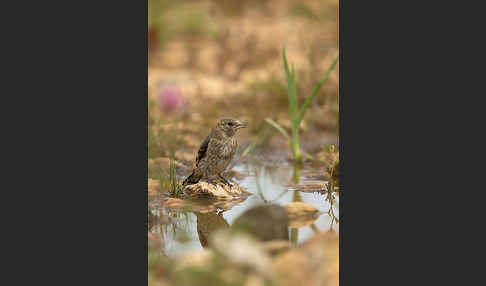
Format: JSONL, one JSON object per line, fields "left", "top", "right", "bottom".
{"left": 218, "top": 174, "right": 232, "bottom": 187}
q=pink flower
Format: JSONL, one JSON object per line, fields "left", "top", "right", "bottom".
{"left": 156, "top": 84, "right": 184, "bottom": 113}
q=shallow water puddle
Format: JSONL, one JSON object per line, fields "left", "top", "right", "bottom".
{"left": 149, "top": 163, "right": 339, "bottom": 257}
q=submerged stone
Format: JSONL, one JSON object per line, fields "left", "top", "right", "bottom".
{"left": 231, "top": 204, "right": 289, "bottom": 242}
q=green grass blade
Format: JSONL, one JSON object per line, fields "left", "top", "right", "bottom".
{"left": 283, "top": 48, "right": 298, "bottom": 111}
{"left": 282, "top": 48, "right": 302, "bottom": 161}
{"left": 297, "top": 55, "right": 339, "bottom": 126}
{"left": 169, "top": 158, "right": 179, "bottom": 197}
{"left": 288, "top": 64, "right": 301, "bottom": 160}
{"left": 282, "top": 47, "right": 291, "bottom": 80}
{"left": 282, "top": 47, "right": 299, "bottom": 126}
{"left": 288, "top": 64, "right": 298, "bottom": 124}
{"left": 265, "top": 118, "right": 290, "bottom": 140}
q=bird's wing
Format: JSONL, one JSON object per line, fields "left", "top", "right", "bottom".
{"left": 195, "top": 135, "right": 210, "bottom": 168}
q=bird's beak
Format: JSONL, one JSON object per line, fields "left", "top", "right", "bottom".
{"left": 235, "top": 121, "right": 248, "bottom": 129}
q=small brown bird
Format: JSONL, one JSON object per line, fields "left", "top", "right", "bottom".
{"left": 183, "top": 118, "right": 248, "bottom": 186}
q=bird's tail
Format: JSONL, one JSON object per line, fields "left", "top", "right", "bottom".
{"left": 182, "top": 170, "right": 201, "bottom": 186}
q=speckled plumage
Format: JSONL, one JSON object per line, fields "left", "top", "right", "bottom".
{"left": 183, "top": 118, "right": 247, "bottom": 186}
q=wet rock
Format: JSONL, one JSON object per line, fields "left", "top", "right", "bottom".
{"left": 210, "top": 197, "right": 250, "bottom": 210}
{"left": 273, "top": 232, "right": 339, "bottom": 286}
{"left": 183, "top": 182, "right": 251, "bottom": 199}
{"left": 285, "top": 202, "right": 319, "bottom": 216}
{"left": 158, "top": 195, "right": 250, "bottom": 215}
{"left": 185, "top": 197, "right": 250, "bottom": 213}
{"left": 285, "top": 201, "right": 321, "bottom": 228}
{"left": 231, "top": 204, "right": 289, "bottom": 241}
{"left": 160, "top": 197, "right": 185, "bottom": 210}
{"left": 286, "top": 180, "right": 327, "bottom": 193}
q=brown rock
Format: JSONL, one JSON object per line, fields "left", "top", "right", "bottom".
{"left": 285, "top": 202, "right": 321, "bottom": 228}
{"left": 273, "top": 232, "right": 339, "bottom": 286}
{"left": 285, "top": 202, "right": 319, "bottom": 215}
{"left": 286, "top": 181, "right": 327, "bottom": 193}
{"left": 183, "top": 182, "right": 251, "bottom": 199}
{"left": 160, "top": 197, "right": 185, "bottom": 209}
{"left": 178, "top": 196, "right": 250, "bottom": 214}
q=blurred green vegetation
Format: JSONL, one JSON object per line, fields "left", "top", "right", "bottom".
{"left": 149, "top": 0, "right": 221, "bottom": 48}
{"left": 290, "top": 2, "right": 319, "bottom": 20}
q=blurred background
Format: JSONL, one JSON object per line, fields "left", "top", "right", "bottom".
{"left": 149, "top": 0, "right": 338, "bottom": 162}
